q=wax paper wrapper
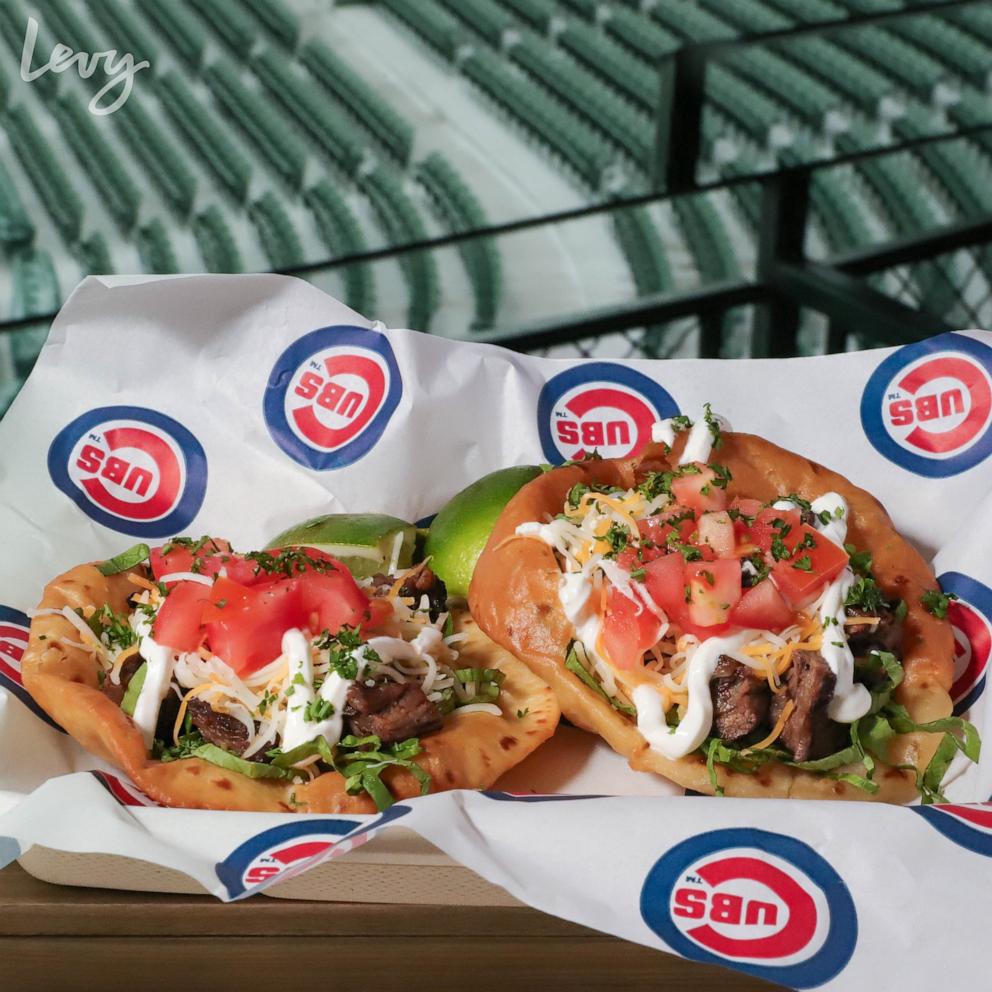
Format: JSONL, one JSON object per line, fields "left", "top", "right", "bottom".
{"left": 2, "top": 274, "right": 992, "bottom": 991}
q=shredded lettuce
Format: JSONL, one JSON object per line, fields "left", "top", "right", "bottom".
{"left": 565, "top": 645, "right": 636, "bottom": 717}
{"left": 335, "top": 734, "right": 431, "bottom": 811}
{"left": 97, "top": 543, "right": 151, "bottom": 576}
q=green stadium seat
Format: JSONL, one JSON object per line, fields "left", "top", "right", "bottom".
{"left": 650, "top": 2, "right": 738, "bottom": 43}
{"left": 76, "top": 232, "right": 114, "bottom": 275}
{"left": 157, "top": 70, "right": 253, "bottom": 203}
{"left": 193, "top": 206, "right": 244, "bottom": 273}
{"left": 433, "top": 0, "right": 515, "bottom": 47}
{"left": 696, "top": 0, "right": 793, "bottom": 35}
{"left": 243, "top": 0, "right": 300, "bottom": 51}
{"left": 189, "top": 0, "right": 257, "bottom": 54}
{"left": 113, "top": 98, "right": 198, "bottom": 216}
{"left": 358, "top": 166, "right": 439, "bottom": 331}
{"left": 890, "top": 14, "right": 992, "bottom": 89}
{"left": 756, "top": 0, "right": 846, "bottom": 24}
{"left": 86, "top": 0, "right": 159, "bottom": 69}
{"left": 461, "top": 48, "right": 612, "bottom": 187}
{"left": 136, "top": 219, "right": 179, "bottom": 274}
{"left": 916, "top": 141, "right": 992, "bottom": 217}
{"left": 673, "top": 193, "right": 741, "bottom": 283}
{"left": 0, "top": 377, "right": 23, "bottom": 415}
{"left": 810, "top": 169, "right": 876, "bottom": 253}
{"left": 54, "top": 93, "right": 141, "bottom": 230}
{"left": 9, "top": 248, "right": 58, "bottom": 380}
{"left": 611, "top": 205, "right": 672, "bottom": 296}
{"left": 251, "top": 49, "right": 367, "bottom": 176}
{"left": 36, "top": 0, "right": 101, "bottom": 61}
{"left": 707, "top": 64, "right": 792, "bottom": 144}
{"left": 416, "top": 152, "right": 502, "bottom": 328}
{"left": 249, "top": 192, "right": 305, "bottom": 269}
{"left": 832, "top": 0, "right": 901, "bottom": 13}
{"left": 301, "top": 40, "right": 415, "bottom": 164}
{"left": 0, "top": 0, "right": 59, "bottom": 97}
{"left": 557, "top": 21, "right": 657, "bottom": 110}
{"left": 4, "top": 104, "right": 84, "bottom": 241}
{"left": 602, "top": 7, "right": 679, "bottom": 62}
{"left": 496, "top": 0, "right": 555, "bottom": 33}
{"left": 304, "top": 180, "right": 376, "bottom": 317}
{"left": 834, "top": 26, "right": 953, "bottom": 102}
{"left": 379, "top": 0, "right": 465, "bottom": 62}
{"left": 135, "top": 0, "right": 206, "bottom": 71}
{"left": 204, "top": 59, "right": 308, "bottom": 190}
{"left": 0, "top": 154, "right": 33, "bottom": 246}
{"left": 509, "top": 34, "right": 652, "bottom": 168}
{"left": 557, "top": 0, "right": 600, "bottom": 21}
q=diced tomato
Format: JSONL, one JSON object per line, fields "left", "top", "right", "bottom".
{"left": 697, "top": 511, "right": 735, "bottom": 559}
{"left": 685, "top": 559, "right": 742, "bottom": 628}
{"left": 638, "top": 512, "right": 696, "bottom": 554}
{"left": 671, "top": 464, "right": 728, "bottom": 514}
{"left": 771, "top": 525, "right": 849, "bottom": 607}
{"left": 642, "top": 552, "right": 688, "bottom": 625}
{"left": 729, "top": 497, "right": 763, "bottom": 518}
{"left": 743, "top": 508, "right": 802, "bottom": 555}
{"left": 152, "top": 581, "right": 212, "bottom": 652}
{"left": 601, "top": 585, "right": 663, "bottom": 670}
{"left": 730, "top": 579, "right": 795, "bottom": 632}
{"left": 298, "top": 570, "right": 375, "bottom": 637}
{"left": 363, "top": 596, "right": 395, "bottom": 631}
{"left": 150, "top": 539, "right": 260, "bottom": 587}
{"left": 205, "top": 579, "right": 304, "bottom": 675}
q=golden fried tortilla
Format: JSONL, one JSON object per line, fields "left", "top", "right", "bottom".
{"left": 469, "top": 433, "right": 954, "bottom": 802}
{"left": 23, "top": 564, "right": 559, "bottom": 812}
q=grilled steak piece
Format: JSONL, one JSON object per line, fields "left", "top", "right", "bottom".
{"left": 398, "top": 565, "right": 448, "bottom": 621}
{"left": 710, "top": 656, "right": 770, "bottom": 742}
{"left": 187, "top": 697, "right": 250, "bottom": 756}
{"left": 845, "top": 603, "right": 903, "bottom": 657}
{"left": 771, "top": 650, "right": 846, "bottom": 762}
{"left": 346, "top": 680, "right": 443, "bottom": 744}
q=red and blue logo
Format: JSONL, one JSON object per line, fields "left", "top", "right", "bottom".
{"left": 538, "top": 362, "right": 680, "bottom": 465}
{"left": 937, "top": 571, "right": 992, "bottom": 716}
{"left": 641, "top": 828, "right": 857, "bottom": 988}
{"left": 913, "top": 803, "right": 992, "bottom": 858}
{"left": 48, "top": 406, "right": 208, "bottom": 538}
{"left": 861, "top": 333, "right": 992, "bottom": 477}
{"left": 91, "top": 770, "right": 157, "bottom": 807}
{"left": 0, "top": 604, "right": 64, "bottom": 732}
{"left": 264, "top": 325, "right": 402, "bottom": 471}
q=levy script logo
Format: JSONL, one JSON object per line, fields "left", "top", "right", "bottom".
{"left": 20, "top": 16, "right": 149, "bottom": 115}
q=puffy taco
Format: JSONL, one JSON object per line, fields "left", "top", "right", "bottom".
{"left": 23, "top": 538, "right": 559, "bottom": 812}
{"left": 470, "top": 408, "right": 979, "bottom": 802}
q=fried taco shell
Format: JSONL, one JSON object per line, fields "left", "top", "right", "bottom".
{"left": 469, "top": 432, "right": 954, "bottom": 802}
{"left": 23, "top": 563, "right": 559, "bottom": 813}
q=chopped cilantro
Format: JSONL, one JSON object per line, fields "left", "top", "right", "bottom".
{"left": 246, "top": 548, "right": 340, "bottom": 578}
{"left": 630, "top": 567, "right": 646, "bottom": 582}
{"left": 845, "top": 576, "right": 888, "bottom": 614}
{"left": 797, "top": 532, "right": 817, "bottom": 551}
{"left": 844, "top": 544, "right": 873, "bottom": 576}
{"left": 603, "top": 522, "right": 630, "bottom": 558}
{"left": 84, "top": 605, "right": 137, "bottom": 652}
{"left": 709, "top": 463, "right": 732, "bottom": 489}
{"left": 517, "top": 708, "right": 530, "bottom": 719}
{"left": 770, "top": 535, "right": 791, "bottom": 561}
{"left": 304, "top": 698, "right": 335, "bottom": 723}
{"left": 921, "top": 589, "right": 958, "bottom": 620}
{"left": 683, "top": 583, "right": 692, "bottom": 603}
{"left": 700, "top": 569, "right": 715, "bottom": 586}
{"left": 702, "top": 403, "right": 722, "bottom": 450}
{"left": 792, "top": 555, "right": 813, "bottom": 572}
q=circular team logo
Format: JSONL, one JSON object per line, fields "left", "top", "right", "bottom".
{"left": 938, "top": 571, "right": 992, "bottom": 716}
{"left": 641, "top": 828, "right": 857, "bottom": 988}
{"left": 0, "top": 604, "right": 64, "bottom": 732}
{"left": 537, "top": 362, "right": 679, "bottom": 465}
{"left": 913, "top": 802, "right": 992, "bottom": 858}
{"left": 264, "top": 325, "right": 403, "bottom": 470}
{"left": 860, "top": 333, "right": 992, "bottom": 477}
{"left": 47, "top": 406, "right": 207, "bottom": 538}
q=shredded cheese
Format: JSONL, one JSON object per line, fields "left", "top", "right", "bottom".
{"left": 110, "top": 643, "right": 140, "bottom": 685}
{"left": 748, "top": 700, "right": 795, "bottom": 751}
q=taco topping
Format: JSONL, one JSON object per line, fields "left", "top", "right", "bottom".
{"left": 59, "top": 538, "right": 504, "bottom": 809}
{"left": 512, "top": 408, "right": 977, "bottom": 798}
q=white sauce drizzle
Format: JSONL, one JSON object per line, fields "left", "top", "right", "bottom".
{"left": 130, "top": 609, "right": 177, "bottom": 749}
{"left": 560, "top": 569, "right": 618, "bottom": 695}
{"left": 651, "top": 418, "right": 676, "bottom": 448}
{"left": 633, "top": 630, "right": 758, "bottom": 759}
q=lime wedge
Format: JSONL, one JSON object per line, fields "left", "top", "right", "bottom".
{"left": 424, "top": 465, "right": 543, "bottom": 598}
{"left": 266, "top": 513, "right": 416, "bottom": 579}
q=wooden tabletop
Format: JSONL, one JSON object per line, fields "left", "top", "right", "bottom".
{"left": 1, "top": 862, "right": 784, "bottom": 992}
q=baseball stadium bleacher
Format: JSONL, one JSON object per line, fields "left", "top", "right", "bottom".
{"left": 0, "top": 0, "right": 990, "bottom": 412}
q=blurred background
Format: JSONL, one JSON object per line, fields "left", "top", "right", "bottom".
{"left": 1, "top": 0, "right": 992, "bottom": 415}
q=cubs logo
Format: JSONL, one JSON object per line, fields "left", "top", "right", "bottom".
{"left": 264, "top": 325, "right": 402, "bottom": 471}
{"left": 91, "top": 770, "right": 157, "bottom": 807}
{"left": 0, "top": 604, "right": 64, "bottom": 732}
{"left": 641, "top": 828, "right": 857, "bottom": 988}
{"left": 937, "top": 571, "right": 992, "bottom": 716}
{"left": 861, "top": 332, "right": 992, "bottom": 477}
{"left": 537, "top": 362, "right": 679, "bottom": 465}
{"left": 48, "top": 406, "right": 208, "bottom": 538}
{"left": 913, "top": 802, "right": 992, "bottom": 858}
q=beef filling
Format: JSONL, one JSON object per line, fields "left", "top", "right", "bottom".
{"left": 845, "top": 603, "right": 903, "bottom": 657}
{"left": 771, "top": 650, "right": 846, "bottom": 762}
{"left": 101, "top": 655, "right": 142, "bottom": 707}
{"left": 398, "top": 566, "right": 448, "bottom": 621}
{"left": 345, "top": 680, "right": 443, "bottom": 744}
{"left": 710, "top": 656, "right": 770, "bottom": 742}
{"left": 187, "top": 697, "right": 251, "bottom": 756}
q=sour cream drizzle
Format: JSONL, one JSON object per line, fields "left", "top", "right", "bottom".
{"left": 633, "top": 630, "right": 758, "bottom": 759}
{"left": 130, "top": 612, "right": 177, "bottom": 749}
{"left": 809, "top": 493, "right": 871, "bottom": 723}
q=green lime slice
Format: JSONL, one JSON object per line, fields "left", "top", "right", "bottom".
{"left": 266, "top": 513, "right": 416, "bottom": 579}
{"left": 424, "top": 465, "right": 543, "bottom": 598}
